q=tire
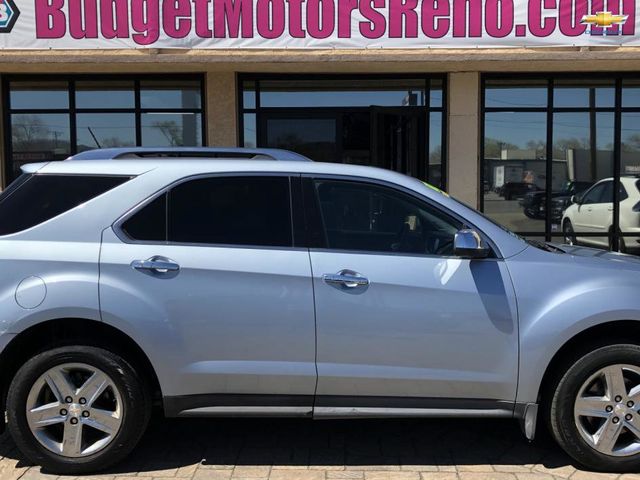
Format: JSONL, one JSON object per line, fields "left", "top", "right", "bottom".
{"left": 563, "top": 220, "right": 576, "bottom": 245}
{"left": 6, "top": 346, "right": 151, "bottom": 474}
{"left": 549, "top": 344, "right": 640, "bottom": 472}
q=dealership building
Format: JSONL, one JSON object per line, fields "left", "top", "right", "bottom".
{"left": 1, "top": 0, "right": 640, "bottom": 250}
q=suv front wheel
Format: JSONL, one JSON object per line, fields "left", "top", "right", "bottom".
{"left": 6, "top": 346, "right": 150, "bottom": 474}
{"left": 550, "top": 344, "right": 640, "bottom": 471}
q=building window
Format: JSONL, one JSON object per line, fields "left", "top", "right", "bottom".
{"left": 4, "top": 76, "right": 205, "bottom": 183}
{"left": 482, "top": 75, "right": 640, "bottom": 254}
{"left": 238, "top": 75, "right": 447, "bottom": 190}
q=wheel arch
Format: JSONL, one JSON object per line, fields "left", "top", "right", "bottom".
{"left": 537, "top": 320, "right": 640, "bottom": 408}
{"left": 0, "top": 318, "right": 163, "bottom": 429}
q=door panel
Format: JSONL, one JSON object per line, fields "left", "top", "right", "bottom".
{"left": 574, "top": 183, "right": 610, "bottom": 247}
{"left": 99, "top": 175, "right": 317, "bottom": 413}
{"left": 311, "top": 252, "right": 518, "bottom": 403}
{"left": 100, "top": 231, "right": 317, "bottom": 402}
{"left": 306, "top": 178, "right": 519, "bottom": 405}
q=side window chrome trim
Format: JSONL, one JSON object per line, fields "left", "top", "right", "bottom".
{"left": 112, "top": 171, "right": 301, "bottom": 250}
{"left": 302, "top": 173, "right": 503, "bottom": 260}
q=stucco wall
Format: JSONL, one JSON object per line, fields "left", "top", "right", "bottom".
{"left": 206, "top": 72, "right": 237, "bottom": 147}
{"left": 447, "top": 72, "right": 480, "bottom": 207}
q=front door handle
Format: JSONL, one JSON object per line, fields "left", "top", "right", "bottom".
{"left": 323, "top": 269, "right": 369, "bottom": 289}
{"left": 131, "top": 256, "right": 180, "bottom": 274}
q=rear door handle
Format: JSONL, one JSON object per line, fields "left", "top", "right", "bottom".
{"left": 131, "top": 256, "right": 180, "bottom": 274}
{"left": 323, "top": 269, "right": 369, "bottom": 289}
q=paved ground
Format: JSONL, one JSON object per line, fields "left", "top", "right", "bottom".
{"left": 1, "top": 417, "right": 640, "bottom": 480}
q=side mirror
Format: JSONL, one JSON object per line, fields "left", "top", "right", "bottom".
{"left": 571, "top": 195, "right": 581, "bottom": 205}
{"left": 454, "top": 229, "right": 490, "bottom": 259}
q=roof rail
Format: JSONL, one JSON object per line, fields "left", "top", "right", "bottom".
{"left": 66, "top": 147, "right": 312, "bottom": 162}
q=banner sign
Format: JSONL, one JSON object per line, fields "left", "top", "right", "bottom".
{"left": 0, "top": 0, "right": 637, "bottom": 49}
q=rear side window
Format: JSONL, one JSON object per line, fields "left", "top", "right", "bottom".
{"left": 0, "top": 175, "right": 129, "bottom": 236}
{"left": 121, "top": 176, "right": 293, "bottom": 248}
{"left": 121, "top": 193, "right": 167, "bottom": 242}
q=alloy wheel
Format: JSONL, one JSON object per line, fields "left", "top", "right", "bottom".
{"left": 25, "top": 362, "right": 123, "bottom": 458}
{"left": 574, "top": 364, "right": 640, "bottom": 457}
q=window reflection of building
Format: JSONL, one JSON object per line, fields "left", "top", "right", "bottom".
{"left": 482, "top": 76, "right": 640, "bottom": 252}
{"left": 239, "top": 75, "right": 446, "bottom": 189}
{"left": 5, "top": 76, "right": 204, "bottom": 183}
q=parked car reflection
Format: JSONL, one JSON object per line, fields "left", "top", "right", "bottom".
{"left": 498, "top": 182, "right": 541, "bottom": 200}
{"left": 562, "top": 176, "right": 640, "bottom": 252}
{"left": 521, "top": 181, "right": 593, "bottom": 221}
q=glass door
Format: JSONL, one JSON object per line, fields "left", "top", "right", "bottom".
{"left": 258, "top": 106, "right": 428, "bottom": 180}
{"left": 371, "top": 107, "right": 427, "bottom": 179}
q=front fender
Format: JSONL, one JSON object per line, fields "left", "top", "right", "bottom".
{"left": 507, "top": 247, "right": 640, "bottom": 404}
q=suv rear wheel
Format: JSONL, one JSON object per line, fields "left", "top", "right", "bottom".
{"left": 6, "top": 346, "right": 150, "bottom": 474}
{"left": 550, "top": 344, "right": 640, "bottom": 471}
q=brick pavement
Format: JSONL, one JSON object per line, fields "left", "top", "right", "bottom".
{"left": 1, "top": 417, "right": 639, "bottom": 480}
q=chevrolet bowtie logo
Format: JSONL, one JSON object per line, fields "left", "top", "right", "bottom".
{"left": 581, "top": 11, "right": 628, "bottom": 28}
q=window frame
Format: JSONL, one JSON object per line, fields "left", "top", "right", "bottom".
{"left": 480, "top": 73, "right": 640, "bottom": 250}
{"left": 3, "top": 74, "right": 206, "bottom": 185}
{"left": 113, "top": 172, "right": 302, "bottom": 251}
{"left": 301, "top": 174, "right": 500, "bottom": 259}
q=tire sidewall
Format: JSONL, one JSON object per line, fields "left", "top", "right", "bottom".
{"left": 551, "top": 344, "right": 640, "bottom": 472}
{"left": 563, "top": 220, "right": 575, "bottom": 245}
{"left": 7, "top": 346, "right": 149, "bottom": 474}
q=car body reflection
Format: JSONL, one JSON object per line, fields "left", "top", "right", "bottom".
{"left": 521, "top": 181, "right": 593, "bottom": 221}
{"left": 561, "top": 176, "right": 640, "bottom": 252}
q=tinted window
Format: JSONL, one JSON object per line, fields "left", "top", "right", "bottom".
{"left": 589, "top": 181, "right": 627, "bottom": 204}
{"left": 314, "top": 180, "right": 462, "bottom": 255}
{"left": 582, "top": 184, "right": 606, "bottom": 205}
{"left": 121, "top": 193, "right": 167, "bottom": 242}
{"left": 0, "top": 175, "right": 129, "bottom": 236}
{"left": 168, "top": 177, "right": 292, "bottom": 247}
{"left": 600, "top": 182, "right": 614, "bottom": 204}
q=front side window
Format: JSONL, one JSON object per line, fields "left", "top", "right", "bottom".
{"left": 0, "top": 174, "right": 129, "bottom": 236}
{"left": 582, "top": 183, "right": 607, "bottom": 205}
{"left": 122, "top": 176, "right": 293, "bottom": 248}
{"left": 313, "top": 180, "right": 461, "bottom": 255}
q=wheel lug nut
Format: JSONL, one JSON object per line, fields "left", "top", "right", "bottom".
{"left": 628, "top": 401, "right": 635, "bottom": 408}
{"left": 615, "top": 396, "right": 623, "bottom": 402}
{"left": 82, "top": 411, "right": 90, "bottom": 418}
{"left": 606, "top": 405, "right": 614, "bottom": 412}
{"left": 79, "top": 398, "right": 86, "bottom": 405}
{"left": 70, "top": 418, "right": 78, "bottom": 425}
{"left": 60, "top": 409, "right": 67, "bottom": 416}
{"left": 613, "top": 417, "right": 620, "bottom": 424}
{"left": 65, "top": 396, "right": 73, "bottom": 403}
{"left": 626, "top": 414, "right": 633, "bottom": 421}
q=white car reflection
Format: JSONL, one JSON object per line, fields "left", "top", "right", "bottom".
{"left": 561, "top": 176, "right": 640, "bottom": 252}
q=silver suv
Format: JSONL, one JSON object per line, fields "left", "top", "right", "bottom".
{"left": 2, "top": 150, "right": 640, "bottom": 474}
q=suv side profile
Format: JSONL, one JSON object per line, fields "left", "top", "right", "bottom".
{"left": 2, "top": 154, "right": 640, "bottom": 473}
